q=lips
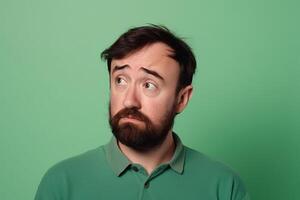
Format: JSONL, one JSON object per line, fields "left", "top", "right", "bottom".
{"left": 115, "top": 109, "right": 147, "bottom": 123}
{"left": 120, "top": 115, "right": 144, "bottom": 123}
{"left": 122, "top": 116, "right": 142, "bottom": 121}
{"left": 124, "top": 115, "right": 140, "bottom": 120}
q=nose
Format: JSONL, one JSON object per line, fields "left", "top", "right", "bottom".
{"left": 123, "top": 85, "right": 141, "bottom": 109}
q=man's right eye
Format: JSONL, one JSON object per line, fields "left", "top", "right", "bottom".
{"left": 115, "top": 77, "right": 126, "bottom": 85}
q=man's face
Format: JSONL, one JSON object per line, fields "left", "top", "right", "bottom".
{"left": 108, "top": 42, "right": 181, "bottom": 151}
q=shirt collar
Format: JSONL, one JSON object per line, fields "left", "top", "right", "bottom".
{"left": 103, "top": 132, "right": 186, "bottom": 177}
{"left": 103, "top": 135, "right": 131, "bottom": 176}
{"left": 169, "top": 132, "right": 185, "bottom": 174}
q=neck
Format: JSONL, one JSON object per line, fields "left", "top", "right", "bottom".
{"left": 118, "top": 131, "right": 175, "bottom": 175}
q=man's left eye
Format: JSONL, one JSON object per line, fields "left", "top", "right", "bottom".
{"left": 144, "top": 82, "right": 156, "bottom": 90}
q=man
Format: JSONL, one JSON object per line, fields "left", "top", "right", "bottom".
{"left": 35, "top": 25, "right": 250, "bottom": 200}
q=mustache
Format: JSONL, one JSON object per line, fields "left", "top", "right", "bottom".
{"left": 112, "top": 107, "right": 150, "bottom": 122}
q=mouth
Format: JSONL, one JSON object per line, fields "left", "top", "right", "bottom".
{"left": 124, "top": 114, "right": 140, "bottom": 120}
{"left": 120, "top": 115, "right": 143, "bottom": 123}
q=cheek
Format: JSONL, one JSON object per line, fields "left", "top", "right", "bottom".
{"left": 110, "top": 93, "right": 122, "bottom": 116}
{"left": 142, "top": 95, "right": 176, "bottom": 124}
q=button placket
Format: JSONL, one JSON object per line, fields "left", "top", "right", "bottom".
{"left": 144, "top": 181, "right": 150, "bottom": 189}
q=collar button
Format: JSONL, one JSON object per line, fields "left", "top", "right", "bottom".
{"left": 132, "top": 166, "right": 139, "bottom": 172}
{"left": 144, "top": 181, "right": 150, "bottom": 189}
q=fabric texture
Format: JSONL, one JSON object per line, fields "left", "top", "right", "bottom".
{"left": 35, "top": 132, "right": 250, "bottom": 200}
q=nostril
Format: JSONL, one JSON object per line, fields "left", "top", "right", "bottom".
{"left": 123, "top": 95, "right": 141, "bottom": 109}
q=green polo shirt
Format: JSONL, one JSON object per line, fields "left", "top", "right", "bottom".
{"left": 35, "top": 133, "right": 250, "bottom": 200}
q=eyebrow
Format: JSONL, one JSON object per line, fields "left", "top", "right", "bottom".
{"left": 112, "top": 64, "right": 129, "bottom": 74}
{"left": 140, "top": 67, "right": 164, "bottom": 81}
{"left": 112, "top": 65, "right": 165, "bottom": 81}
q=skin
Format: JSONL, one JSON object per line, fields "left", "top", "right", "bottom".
{"left": 109, "top": 42, "right": 193, "bottom": 175}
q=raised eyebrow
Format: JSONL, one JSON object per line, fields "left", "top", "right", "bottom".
{"left": 112, "top": 65, "right": 130, "bottom": 74}
{"left": 140, "top": 67, "right": 164, "bottom": 81}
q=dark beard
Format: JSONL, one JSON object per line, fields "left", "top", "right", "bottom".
{"left": 109, "top": 102, "right": 177, "bottom": 151}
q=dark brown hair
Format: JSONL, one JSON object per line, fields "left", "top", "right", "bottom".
{"left": 101, "top": 24, "right": 197, "bottom": 93}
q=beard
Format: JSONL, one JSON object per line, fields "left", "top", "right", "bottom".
{"left": 108, "top": 102, "right": 177, "bottom": 151}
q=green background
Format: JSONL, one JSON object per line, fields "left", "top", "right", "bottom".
{"left": 1, "top": 0, "right": 299, "bottom": 199}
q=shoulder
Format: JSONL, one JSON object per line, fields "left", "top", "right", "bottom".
{"left": 184, "top": 146, "right": 236, "bottom": 174}
{"left": 47, "top": 145, "right": 106, "bottom": 175}
{"left": 184, "top": 146, "right": 250, "bottom": 200}
{"left": 35, "top": 145, "right": 107, "bottom": 199}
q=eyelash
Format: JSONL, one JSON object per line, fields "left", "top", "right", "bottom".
{"left": 115, "top": 76, "right": 158, "bottom": 91}
{"left": 115, "top": 77, "right": 126, "bottom": 85}
{"left": 143, "top": 82, "right": 156, "bottom": 90}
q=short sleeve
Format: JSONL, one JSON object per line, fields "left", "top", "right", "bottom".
{"left": 242, "top": 193, "right": 251, "bottom": 200}
{"left": 216, "top": 167, "right": 250, "bottom": 200}
{"left": 34, "top": 165, "right": 68, "bottom": 200}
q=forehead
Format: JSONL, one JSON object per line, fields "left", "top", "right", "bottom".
{"left": 110, "top": 42, "right": 180, "bottom": 79}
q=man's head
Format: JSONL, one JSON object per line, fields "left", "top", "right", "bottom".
{"left": 101, "top": 25, "right": 196, "bottom": 151}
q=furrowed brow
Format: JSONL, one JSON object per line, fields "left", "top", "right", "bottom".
{"left": 112, "top": 65, "right": 130, "bottom": 74}
{"left": 140, "top": 67, "right": 164, "bottom": 81}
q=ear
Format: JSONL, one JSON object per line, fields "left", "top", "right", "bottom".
{"left": 175, "top": 85, "right": 193, "bottom": 114}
